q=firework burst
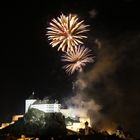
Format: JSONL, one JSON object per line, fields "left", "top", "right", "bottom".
{"left": 61, "top": 46, "right": 94, "bottom": 75}
{"left": 47, "top": 13, "right": 89, "bottom": 52}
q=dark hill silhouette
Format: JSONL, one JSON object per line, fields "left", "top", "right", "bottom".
{"left": 0, "top": 108, "right": 67, "bottom": 137}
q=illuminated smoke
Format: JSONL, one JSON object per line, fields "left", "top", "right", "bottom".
{"left": 65, "top": 40, "right": 121, "bottom": 131}
{"left": 65, "top": 78, "right": 102, "bottom": 127}
{"left": 76, "top": 41, "right": 122, "bottom": 131}
{"left": 64, "top": 32, "right": 140, "bottom": 138}
{"left": 67, "top": 85, "right": 101, "bottom": 118}
{"left": 80, "top": 45, "right": 119, "bottom": 84}
{"left": 89, "top": 9, "right": 98, "bottom": 19}
{"left": 94, "top": 39, "right": 102, "bottom": 49}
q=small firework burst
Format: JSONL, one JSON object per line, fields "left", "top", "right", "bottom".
{"left": 47, "top": 13, "right": 89, "bottom": 52}
{"left": 61, "top": 46, "right": 94, "bottom": 75}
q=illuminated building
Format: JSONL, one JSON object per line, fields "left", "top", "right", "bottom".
{"left": 0, "top": 92, "right": 91, "bottom": 133}
{"left": 25, "top": 92, "right": 91, "bottom": 132}
{"left": 0, "top": 123, "right": 12, "bottom": 129}
{"left": 25, "top": 92, "right": 37, "bottom": 113}
{"left": 12, "top": 115, "right": 24, "bottom": 122}
{"left": 25, "top": 92, "right": 61, "bottom": 113}
{"left": 0, "top": 115, "right": 23, "bottom": 129}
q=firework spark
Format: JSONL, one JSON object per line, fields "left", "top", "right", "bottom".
{"left": 47, "top": 13, "right": 89, "bottom": 52}
{"left": 61, "top": 46, "right": 94, "bottom": 75}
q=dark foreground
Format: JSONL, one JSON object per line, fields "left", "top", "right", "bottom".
{"left": 1, "top": 134, "right": 137, "bottom": 140}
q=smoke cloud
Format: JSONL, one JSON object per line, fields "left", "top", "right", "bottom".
{"left": 65, "top": 32, "right": 140, "bottom": 138}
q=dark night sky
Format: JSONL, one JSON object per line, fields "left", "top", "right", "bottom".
{"left": 0, "top": 0, "right": 140, "bottom": 137}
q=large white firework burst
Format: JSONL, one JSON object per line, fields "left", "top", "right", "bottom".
{"left": 61, "top": 46, "right": 94, "bottom": 75}
{"left": 47, "top": 13, "right": 89, "bottom": 52}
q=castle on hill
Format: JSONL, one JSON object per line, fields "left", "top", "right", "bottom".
{"left": 25, "top": 92, "right": 91, "bottom": 132}
{"left": 0, "top": 92, "right": 90, "bottom": 133}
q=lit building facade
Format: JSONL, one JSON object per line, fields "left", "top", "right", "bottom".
{"left": 25, "top": 99, "right": 37, "bottom": 113}
{"left": 25, "top": 92, "right": 91, "bottom": 132}
{"left": 0, "top": 92, "right": 91, "bottom": 133}
{"left": 30, "top": 104, "right": 61, "bottom": 113}
{"left": 25, "top": 92, "right": 61, "bottom": 113}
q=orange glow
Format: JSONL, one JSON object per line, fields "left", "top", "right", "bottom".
{"left": 66, "top": 117, "right": 91, "bottom": 132}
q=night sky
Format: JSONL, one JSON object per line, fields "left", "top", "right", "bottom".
{"left": 1, "top": 0, "right": 140, "bottom": 138}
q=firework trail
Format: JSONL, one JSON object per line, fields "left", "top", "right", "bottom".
{"left": 47, "top": 13, "right": 89, "bottom": 52}
{"left": 61, "top": 46, "right": 94, "bottom": 75}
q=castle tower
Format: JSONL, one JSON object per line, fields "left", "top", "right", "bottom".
{"left": 25, "top": 91, "right": 37, "bottom": 113}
